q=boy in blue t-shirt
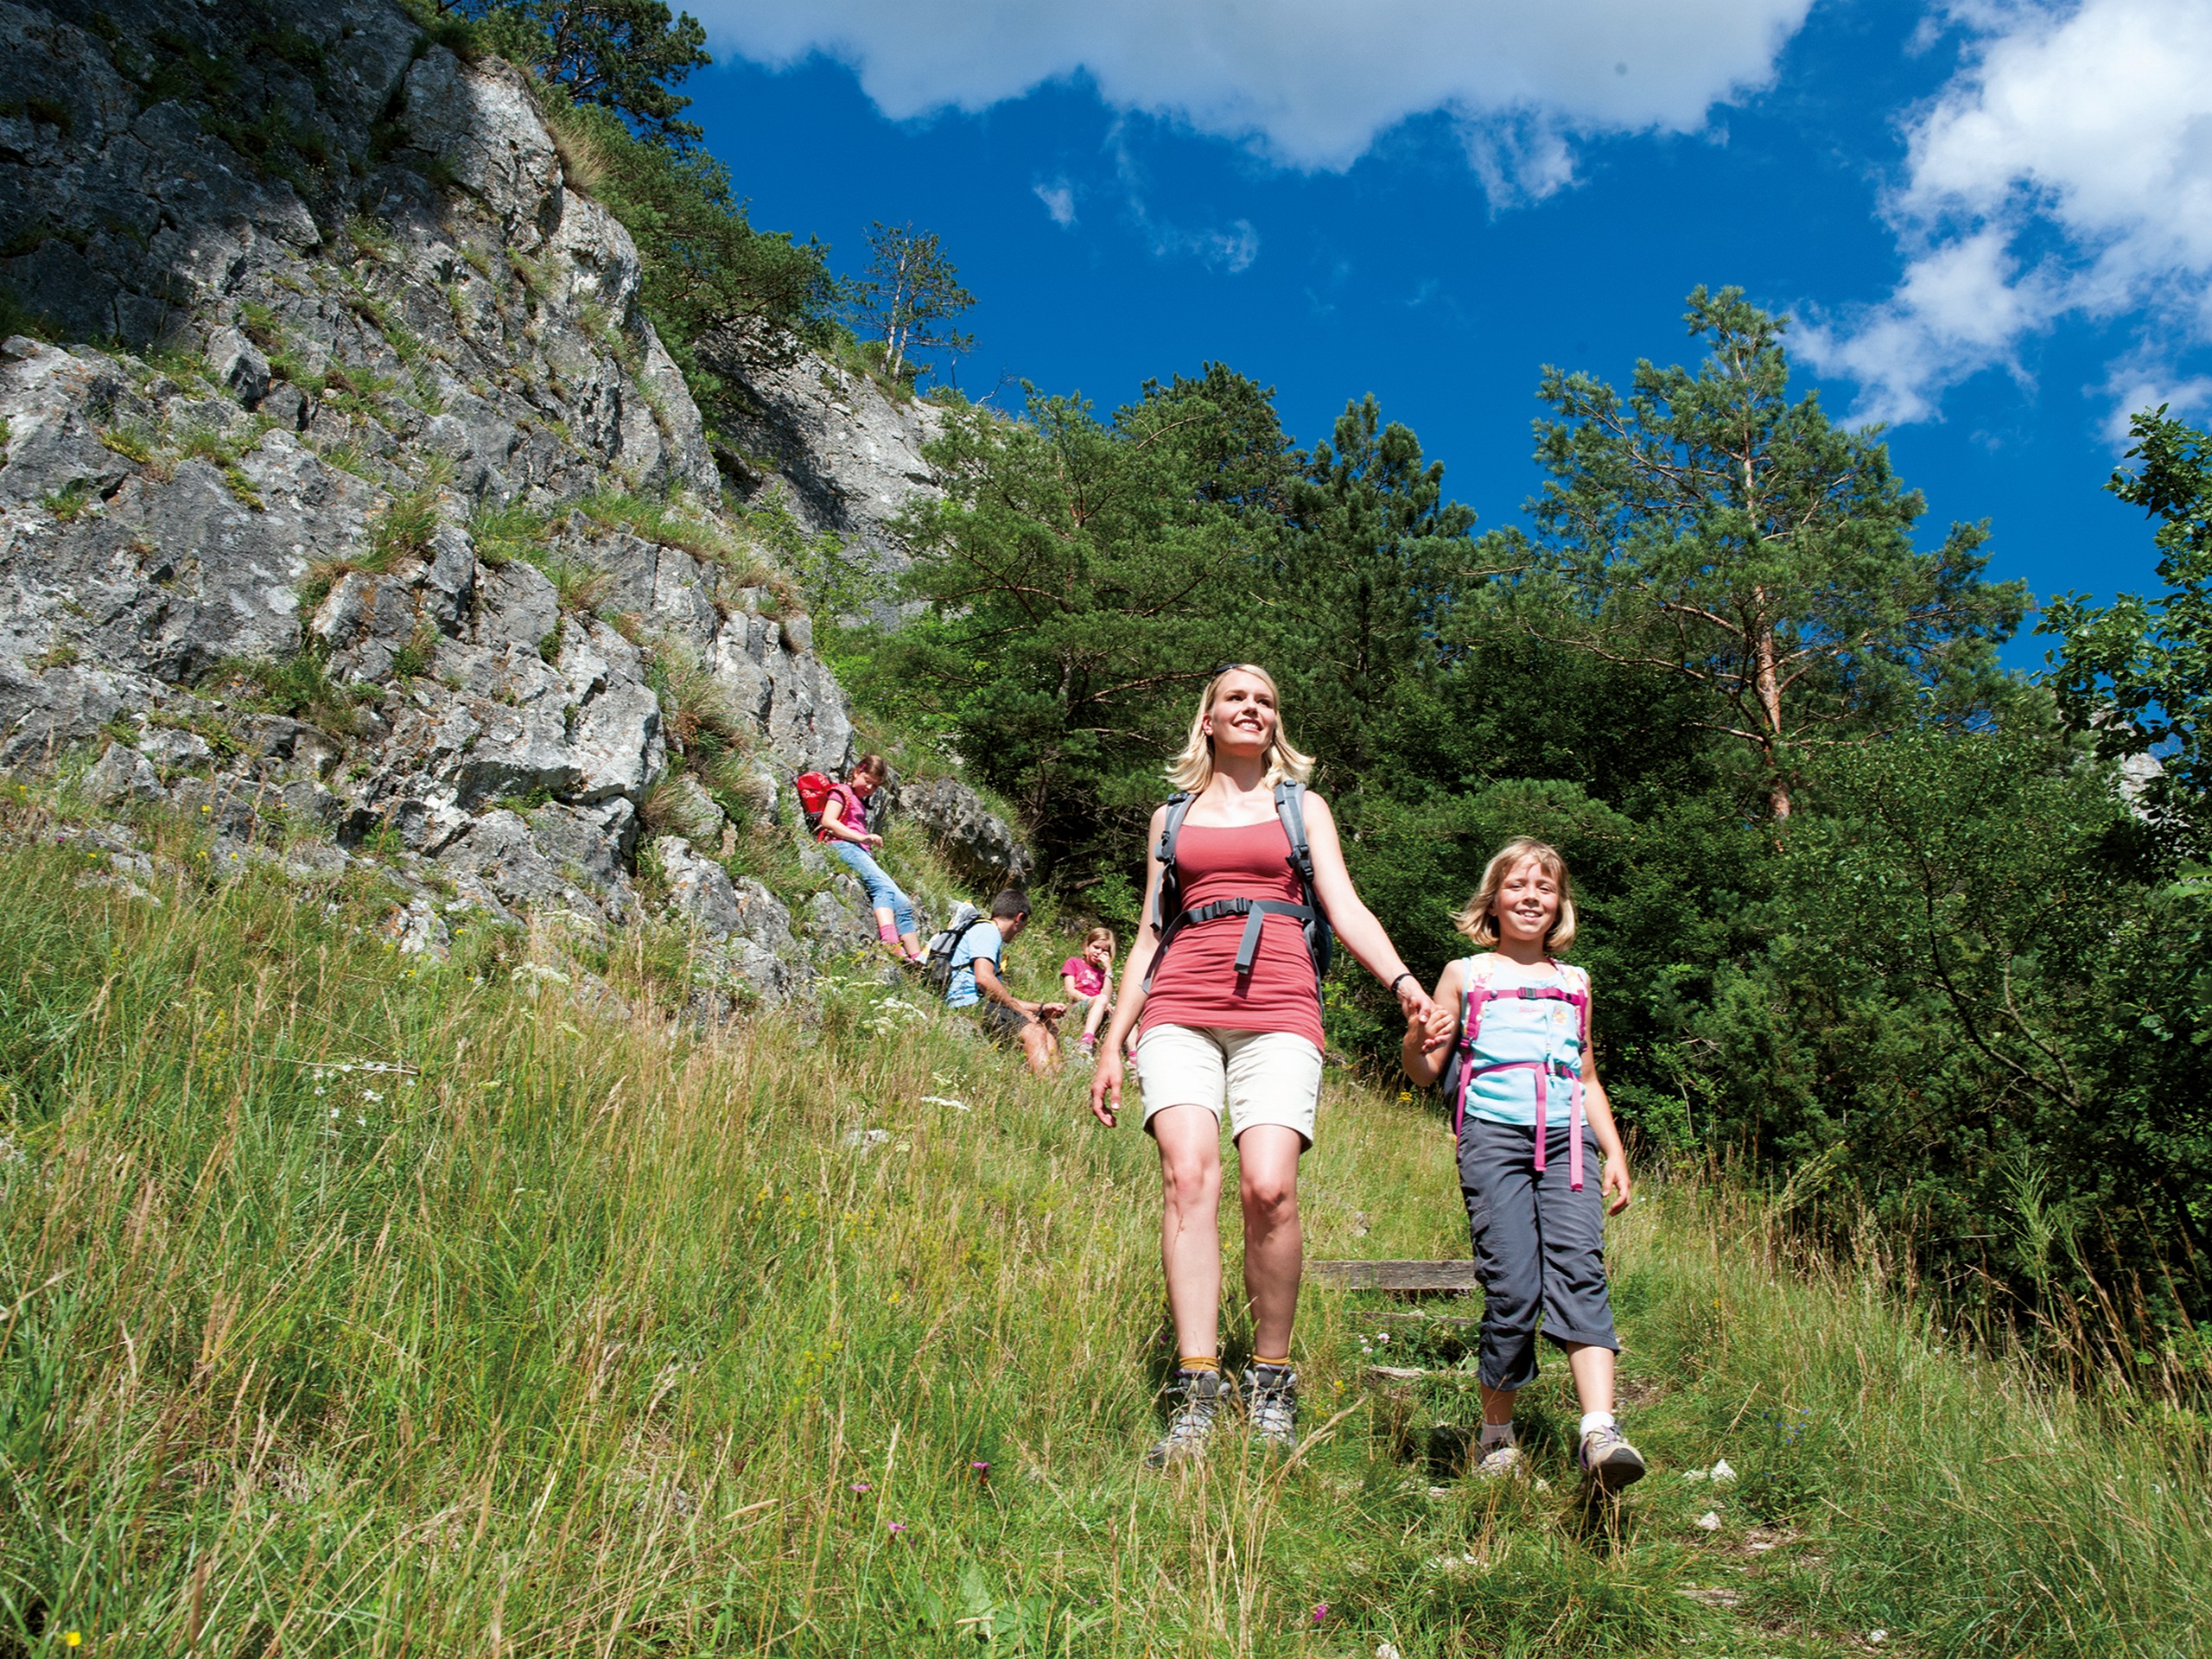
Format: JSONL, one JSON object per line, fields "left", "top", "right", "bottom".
{"left": 945, "top": 889, "right": 1065, "bottom": 1076}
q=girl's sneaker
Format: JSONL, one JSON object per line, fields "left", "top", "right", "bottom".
{"left": 1077, "top": 1033, "right": 1097, "bottom": 1057}
{"left": 1579, "top": 1424, "right": 1647, "bottom": 1492}
{"left": 1474, "top": 1442, "right": 1525, "bottom": 1479}
{"left": 1145, "top": 1370, "right": 1223, "bottom": 1469}
{"left": 1243, "top": 1363, "right": 1298, "bottom": 1452}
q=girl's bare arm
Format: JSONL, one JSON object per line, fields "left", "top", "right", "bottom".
{"left": 1402, "top": 959, "right": 1465, "bottom": 1088}
{"left": 818, "top": 797, "right": 873, "bottom": 847}
{"left": 1581, "top": 1057, "right": 1633, "bottom": 1213}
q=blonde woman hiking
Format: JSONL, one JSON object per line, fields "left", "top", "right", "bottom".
{"left": 1090, "top": 664, "right": 1435, "bottom": 1467}
{"left": 1402, "top": 837, "right": 1644, "bottom": 1494}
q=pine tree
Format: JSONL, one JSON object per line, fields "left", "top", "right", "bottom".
{"left": 849, "top": 223, "right": 976, "bottom": 382}
{"left": 1490, "top": 287, "right": 2025, "bottom": 819}
{"left": 1278, "top": 396, "right": 1478, "bottom": 784}
{"left": 456, "top": 0, "right": 712, "bottom": 149}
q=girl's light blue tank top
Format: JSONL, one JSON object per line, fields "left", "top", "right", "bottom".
{"left": 1460, "top": 956, "right": 1587, "bottom": 1128}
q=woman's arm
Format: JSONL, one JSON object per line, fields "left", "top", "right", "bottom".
{"left": 1302, "top": 793, "right": 1433, "bottom": 1028}
{"left": 1090, "top": 808, "right": 1167, "bottom": 1126}
{"left": 1401, "top": 959, "right": 1466, "bottom": 1088}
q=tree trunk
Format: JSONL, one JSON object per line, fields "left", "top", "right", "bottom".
{"left": 1753, "top": 591, "right": 1791, "bottom": 819}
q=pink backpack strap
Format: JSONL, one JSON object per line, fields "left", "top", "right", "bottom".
{"left": 1560, "top": 959, "right": 1590, "bottom": 1192}
{"left": 1452, "top": 956, "right": 1498, "bottom": 1135}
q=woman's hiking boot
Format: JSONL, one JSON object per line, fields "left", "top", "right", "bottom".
{"left": 1146, "top": 1369, "right": 1224, "bottom": 1469}
{"left": 1579, "top": 1424, "right": 1647, "bottom": 1493}
{"left": 1243, "top": 1363, "right": 1298, "bottom": 1452}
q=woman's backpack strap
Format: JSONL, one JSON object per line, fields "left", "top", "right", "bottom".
{"left": 1141, "top": 793, "right": 1197, "bottom": 990}
{"left": 1273, "top": 779, "right": 1334, "bottom": 979}
{"left": 1152, "top": 792, "right": 1196, "bottom": 937}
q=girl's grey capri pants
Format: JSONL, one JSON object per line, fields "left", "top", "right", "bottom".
{"left": 1458, "top": 1116, "right": 1618, "bottom": 1391}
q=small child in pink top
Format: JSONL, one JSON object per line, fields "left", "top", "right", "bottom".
{"left": 1061, "top": 927, "right": 1116, "bottom": 1058}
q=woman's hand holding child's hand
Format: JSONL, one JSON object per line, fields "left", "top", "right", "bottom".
{"left": 1391, "top": 976, "right": 1436, "bottom": 1033}
{"left": 1421, "top": 1001, "right": 1457, "bottom": 1054}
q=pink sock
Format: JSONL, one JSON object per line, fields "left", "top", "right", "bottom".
{"left": 878, "top": 921, "right": 900, "bottom": 945}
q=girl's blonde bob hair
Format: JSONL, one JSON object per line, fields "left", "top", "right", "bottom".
{"left": 1452, "top": 837, "right": 1577, "bottom": 956}
{"left": 1166, "top": 664, "right": 1315, "bottom": 793}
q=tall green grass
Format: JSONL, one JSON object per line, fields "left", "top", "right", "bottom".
{"left": 0, "top": 800, "right": 2202, "bottom": 1656}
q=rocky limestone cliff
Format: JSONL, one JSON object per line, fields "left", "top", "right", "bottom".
{"left": 715, "top": 350, "right": 946, "bottom": 627}
{"left": 0, "top": 0, "right": 985, "bottom": 1006}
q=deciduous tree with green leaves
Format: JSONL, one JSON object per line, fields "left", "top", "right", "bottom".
{"left": 849, "top": 368, "right": 1293, "bottom": 879}
{"left": 848, "top": 223, "right": 976, "bottom": 383}
{"left": 2040, "top": 406, "right": 2212, "bottom": 836}
{"left": 1489, "top": 286, "right": 2025, "bottom": 818}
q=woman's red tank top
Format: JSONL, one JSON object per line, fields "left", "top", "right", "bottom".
{"left": 1138, "top": 818, "right": 1325, "bottom": 1048}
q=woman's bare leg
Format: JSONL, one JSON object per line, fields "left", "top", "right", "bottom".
{"left": 1236, "top": 1125, "right": 1304, "bottom": 1360}
{"left": 1152, "top": 1105, "right": 1224, "bottom": 1358}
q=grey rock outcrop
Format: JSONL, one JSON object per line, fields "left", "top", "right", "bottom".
{"left": 715, "top": 351, "right": 947, "bottom": 627}
{"left": 85, "top": 740, "right": 162, "bottom": 805}
{"left": 653, "top": 773, "right": 728, "bottom": 849}
{"left": 652, "top": 835, "right": 812, "bottom": 1007}
{"left": 0, "top": 0, "right": 877, "bottom": 1014}
{"left": 896, "top": 776, "right": 1034, "bottom": 886}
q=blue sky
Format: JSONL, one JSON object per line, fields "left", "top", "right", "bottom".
{"left": 681, "top": 0, "right": 2212, "bottom": 666}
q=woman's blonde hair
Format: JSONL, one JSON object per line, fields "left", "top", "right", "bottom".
{"left": 1084, "top": 925, "right": 1116, "bottom": 954}
{"left": 1166, "top": 664, "right": 1314, "bottom": 793}
{"left": 1452, "top": 837, "right": 1577, "bottom": 956}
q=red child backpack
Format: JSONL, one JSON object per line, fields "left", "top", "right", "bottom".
{"left": 792, "top": 771, "right": 836, "bottom": 833}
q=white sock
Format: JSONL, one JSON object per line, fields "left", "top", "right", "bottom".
{"left": 1479, "top": 1420, "right": 1516, "bottom": 1449}
{"left": 1579, "top": 1411, "right": 1617, "bottom": 1440}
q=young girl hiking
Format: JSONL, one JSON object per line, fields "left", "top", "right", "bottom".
{"left": 1091, "top": 664, "right": 1434, "bottom": 1468}
{"left": 1062, "top": 927, "right": 1116, "bottom": 1058}
{"left": 816, "top": 754, "right": 926, "bottom": 965}
{"left": 1402, "top": 838, "right": 1644, "bottom": 1493}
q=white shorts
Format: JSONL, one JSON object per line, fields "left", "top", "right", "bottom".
{"left": 1135, "top": 1024, "right": 1325, "bottom": 1147}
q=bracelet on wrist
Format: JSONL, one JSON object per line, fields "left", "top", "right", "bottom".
{"left": 1389, "top": 970, "right": 1416, "bottom": 996}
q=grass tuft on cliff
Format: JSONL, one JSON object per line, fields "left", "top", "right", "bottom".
{"left": 0, "top": 798, "right": 2202, "bottom": 1656}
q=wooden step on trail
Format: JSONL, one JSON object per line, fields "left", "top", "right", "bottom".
{"left": 1363, "top": 1363, "right": 1477, "bottom": 1391}
{"left": 1380, "top": 1310, "right": 1478, "bottom": 1330}
{"left": 1363, "top": 1364, "right": 1427, "bottom": 1387}
{"left": 1308, "top": 1259, "right": 1479, "bottom": 1294}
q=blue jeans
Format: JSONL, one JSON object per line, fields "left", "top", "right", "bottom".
{"left": 828, "top": 838, "right": 916, "bottom": 936}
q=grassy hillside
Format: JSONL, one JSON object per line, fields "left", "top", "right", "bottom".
{"left": 0, "top": 793, "right": 2204, "bottom": 1656}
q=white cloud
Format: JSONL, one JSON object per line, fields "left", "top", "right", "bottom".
{"left": 1033, "top": 177, "right": 1077, "bottom": 226}
{"left": 1802, "top": 0, "right": 2212, "bottom": 426}
{"left": 1107, "top": 124, "right": 1262, "bottom": 270}
{"left": 696, "top": 0, "right": 1813, "bottom": 194}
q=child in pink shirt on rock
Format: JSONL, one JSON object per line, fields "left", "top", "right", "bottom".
{"left": 1061, "top": 927, "right": 1116, "bottom": 1058}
